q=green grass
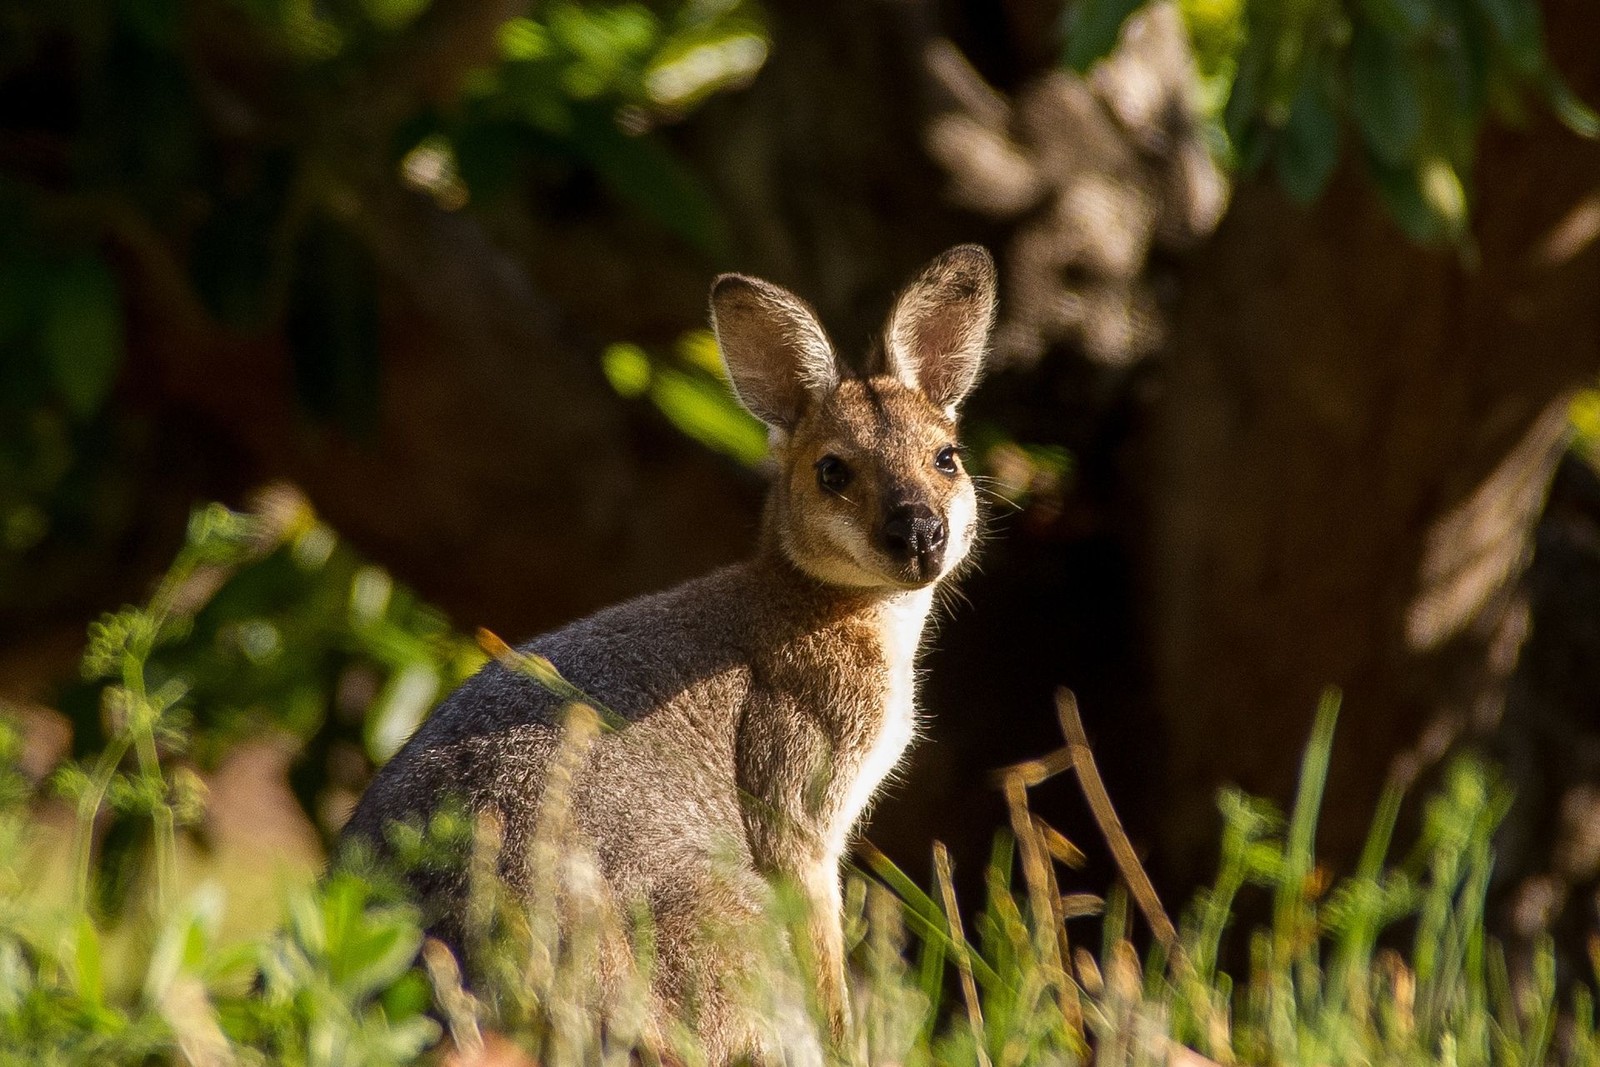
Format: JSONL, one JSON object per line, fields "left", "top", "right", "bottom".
{"left": 0, "top": 494, "right": 1595, "bottom": 1065}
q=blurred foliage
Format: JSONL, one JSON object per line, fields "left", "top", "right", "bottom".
{"left": 0, "top": 0, "right": 766, "bottom": 592}
{"left": 965, "top": 423, "right": 1075, "bottom": 520}
{"left": 603, "top": 329, "right": 770, "bottom": 466}
{"left": 3, "top": 0, "right": 1595, "bottom": 610}
{"left": 49, "top": 488, "right": 481, "bottom": 923}
{"left": 0, "top": 495, "right": 457, "bottom": 1062}
{"left": 412, "top": 0, "right": 765, "bottom": 243}
{"left": 2, "top": 534, "right": 1597, "bottom": 1060}
{"left": 1571, "top": 388, "right": 1600, "bottom": 461}
{"left": 1068, "top": 0, "right": 1599, "bottom": 242}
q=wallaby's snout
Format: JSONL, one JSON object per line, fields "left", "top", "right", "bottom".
{"left": 882, "top": 498, "right": 946, "bottom": 581}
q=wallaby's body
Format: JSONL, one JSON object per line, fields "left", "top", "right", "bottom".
{"left": 343, "top": 246, "right": 997, "bottom": 1061}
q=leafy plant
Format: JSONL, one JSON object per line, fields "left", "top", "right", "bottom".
{"left": 0, "top": 0, "right": 768, "bottom": 589}
{"left": 50, "top": 486, "right": 482, "bottom": 933}
{"left": 1066, "top": 0, "right": 1599, "bottom": 241}
{"left": 603, "top": 329, "right": 770, "bottom": 467}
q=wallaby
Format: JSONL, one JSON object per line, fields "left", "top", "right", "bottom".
{"left": 341, "top": 245, "right": 996, "bottom": 1061}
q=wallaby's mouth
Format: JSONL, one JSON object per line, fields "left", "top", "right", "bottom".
{"left": 879, "top": 504, "right": 947, "bottom": 582}
{"left": 900, "top": 554, "right": 944, "bottom": 586}
{"left": 877, "top": 548, "right": 955, "bottom": 590}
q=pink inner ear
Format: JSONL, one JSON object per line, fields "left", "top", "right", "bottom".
{"left": 914, "top": 316, "right": 964, "bottom": 364}
{"left": 890, "top": 301, "right": 986, "bottom": 407}
{"left": 712, "top": 273, "right": 840, "bottom": 428}
{"left": 883, "top": 247, "right": 996, "bottom": 407}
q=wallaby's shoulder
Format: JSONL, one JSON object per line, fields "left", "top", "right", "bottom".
{"left": 342, "top": 561, "right": 766, "bottom": 837}
{"left": 433, "top": 559, "right": 770, "bottom": 736}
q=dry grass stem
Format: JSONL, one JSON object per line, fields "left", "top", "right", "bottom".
{"left": 1033, "top": 814, "right": 1087, "bottom": 868}
{"left": 1002, "top": 771, "right": 1084, "bottom": 1044}
{"left": 934, "top": 842, "right": 991, "bottom": 1067}
{"left": 1055, "top": 688, "right": 1178, "bottom": 951}
{"left": 425, "top": 936, "right": 485, "bottom": 1057}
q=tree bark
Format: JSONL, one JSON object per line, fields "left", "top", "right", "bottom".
{"left": 1148, "top": 0, "right": 1600, "bottom": 876}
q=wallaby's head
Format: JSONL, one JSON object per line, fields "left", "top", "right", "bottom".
{"left": 711, "top": 245, "right": 996, "bottom": 590}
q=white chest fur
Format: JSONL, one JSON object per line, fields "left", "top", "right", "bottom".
{"left": 830, "top": 587, "right": 935, "bottom": 854}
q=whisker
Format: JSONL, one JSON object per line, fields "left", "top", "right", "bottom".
{"left": 975, "top": 486, "right": 1025, "bottom": 515}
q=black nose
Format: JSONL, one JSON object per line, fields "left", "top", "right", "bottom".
{"left": 882, "top": 504, "right": 947, "bottom": 578}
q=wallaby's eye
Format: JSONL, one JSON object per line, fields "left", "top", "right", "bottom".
{"left": 815, "top": 455, "right": 852, "bottom": 493}
{"left": 934, "top": 445, "right": 960, "bottom": 475}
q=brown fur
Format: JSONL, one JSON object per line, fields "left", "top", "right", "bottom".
{"left": 341, "top": 246, "right": 997, "bottom": 1061}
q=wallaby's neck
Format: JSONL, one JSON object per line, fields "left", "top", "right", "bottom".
{"left": 752, "top": 499, "right": 937, "bottom": 857}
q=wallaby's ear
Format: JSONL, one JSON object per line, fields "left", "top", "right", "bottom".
{"left": 710, "top": 274, "right": 838, "bottom": 429}
{"left": 881, "top": 244, "right": 996, "bottom": 412}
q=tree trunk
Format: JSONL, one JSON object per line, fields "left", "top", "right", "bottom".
{"left": 1148, "top": 0, "right": 1600, "bottom": 878}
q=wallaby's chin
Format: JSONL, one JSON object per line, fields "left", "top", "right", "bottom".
{"left": 796, "top": 555, "right": 958, "bottom": 593}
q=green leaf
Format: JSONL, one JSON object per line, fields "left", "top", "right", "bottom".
{"left": 499, "top": 17, "right": 553, "bottom": 61}
{"left": 1276, "top": 72, "right": 1342, "bottom": 202}
{"left": 549, "top": 1, "right": 660, "bottom": 68}
{"left": 1543, "top": 68, "right": 1600, "bottom": 138}
{"left": 1429, "top": 7, "right": 1488, "bottom": 161}
{"left": 602, "top": 342, "right": 652, "bottom": 397}
{"left": 42, "top": 254, "right": 125, "bottom": 419}
{"left": 380, "top": 967, "right": 433, "bottom": 1020}
{"left": 644, "top": 22, "right": 769, "bottom": 110}
{"left": 1223, "top": 36, "right": 1271, "bottom": 173}
{"left": 1350, "top": 26, "right": 1424, "bottom": 165}
{"left": 574, "top": 110, "right": 728, "bottom": 254}
{"left": 649, "top": 366, "right": 767, "bottom": 466}
{"left": 1368, "top": 156, "right": 1446, "bottom": 242}
{"left": 1354, "top": 0, "right": 1431, "bottom": 43}
{"left": 1418, "top": 156, "right": 1468, "bottom": 238}
{"left": 1469, "top": 0, "right": 1543, "bottom": 76}
{"left": 334, "top": 917, "right": 425, "bottom": 1001}
{"left": 364, "top": 660, "right": 441, "bottom": 765}
{"left": 1061, "top": 0, "right": 1144, "bottom": 72}
{"left": 361, "top": 0, "right": 430, "bottom": 32}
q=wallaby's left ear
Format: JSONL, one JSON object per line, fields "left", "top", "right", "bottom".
{"left": 881, "top": 244, "right": 996, "bottom": 413}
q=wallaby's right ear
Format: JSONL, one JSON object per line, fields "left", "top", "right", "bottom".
{"left": 710, "top": 274, "right": 838, "bottom": 430}
{"left": 881, "top": 244, "right": 995, "bottom": 414}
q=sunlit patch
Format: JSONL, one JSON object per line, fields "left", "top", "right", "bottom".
{"left": 645, "top": 34, "right": 769, "bottom": 110}
{"left": 1537, "top": 193, "right": 1600, "bottom": 269}
{"left": 399, "top": 136, "right": 470, "bottom": 212}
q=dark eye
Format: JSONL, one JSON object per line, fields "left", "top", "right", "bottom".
{"left": 934, "top": 445, "right": 960, "bottom": 474}
{"left": 815, "top": 455, "right": 852, "bottom": 493}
